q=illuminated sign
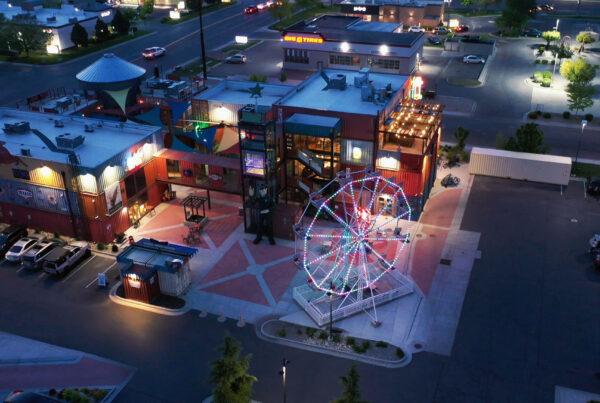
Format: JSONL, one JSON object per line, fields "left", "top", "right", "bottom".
{"left": 126, "top": 147, "right": 144, "bottom": 171}
{"left": 283, "top": 34, "right": 324, "bottom": 44}
{"left": 353, "top": 6, "right": 366, "bottom": 11}
{"left": 100, "top": 10, "right": 111, "bottom": 17}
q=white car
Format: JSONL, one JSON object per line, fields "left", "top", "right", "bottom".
{"left": 256, "top": 2, "right": 267, "bottom": 9}
{"left": 408, "top": 26, "right": 425, "bottom": 33}
{"left": 225, "top": 53, "right": 247, "bottom": 64}
{"left": 5, "top": 237, "right": 38, "bottom": 262}
{"left": 142, "top": 46, "right": 166, "bottom": 60}
{"left": 463, "top": 55, "right": 485, "bottom": 64}
{"left": 42, "top": 241, "right": 91, "bottom": 276}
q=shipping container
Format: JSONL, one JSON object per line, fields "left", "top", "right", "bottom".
{"left": 469, "top": 147, "right": 572, "bottom": 186}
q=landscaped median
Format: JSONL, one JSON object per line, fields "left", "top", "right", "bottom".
{"left": 259, "top": 319, "right": 410, "bottom": 368}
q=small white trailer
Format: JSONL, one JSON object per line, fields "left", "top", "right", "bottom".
{"left": 469, "top": 147, "right": 572, "bottom": 186}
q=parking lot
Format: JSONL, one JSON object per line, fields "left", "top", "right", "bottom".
{"left": 0, "top": 252, "right": 118, "bottom": 297}
{"left": 444, "top": 57, "right": 486, "bottom": 86}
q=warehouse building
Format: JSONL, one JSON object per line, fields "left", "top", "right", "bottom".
{"left": 281, "top": 15, "right": 425, "bottom": 76}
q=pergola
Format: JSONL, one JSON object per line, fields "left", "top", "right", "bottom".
{"left": 182, "top": 195, "right": 208, "bottom": 224}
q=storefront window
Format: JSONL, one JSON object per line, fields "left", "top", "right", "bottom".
{"left": 12, "top": 169, "right": 30, "bottom": 180}
{"left": 166, "top": 159, "right": 181, "bottom": 178}
{"left": 329, "top": 54, "right": 360, "bottom": 66}
{"left": 373, "top": 58, "right": 400, "bottom": 70}
{"left": 284, "top": 48, "right": 309, "bottom": 64}
{"left": 128, "top": 192, "right": 148, "bottom": 224}
{"left": 341, "top": 139, "right": 372, "bottom": 166}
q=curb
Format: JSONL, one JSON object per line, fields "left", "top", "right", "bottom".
{"left": 0, "top": 355, "right": 81, "bottom": 366}
{"left": 108, "top": 282, "right": 190, "bottom": 316}
{"left": 256, "top": 319, "right": 412, "bottom": 368}
{"left": 522, "top": 114, "right": 600, "bottom": 131}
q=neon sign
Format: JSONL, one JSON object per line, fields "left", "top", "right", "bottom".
{"left": 353, "top": 6, "right": 366, "bottom": 11}
{"left": 283, "top": 34, "right": 324, "bottom": 44}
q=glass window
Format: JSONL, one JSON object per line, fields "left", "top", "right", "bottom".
{"left": 329, "top": 54, "right": 360, "bottom": 66}
{"left": 12, "top": 169, "right": 30, "bottom": 180}
{"left": 284, "top": 48, "right": 309, "bottom": 64}
{"left": 166, "top": 159, "right": 181, "bottom": 178}
{"left": 341, "top": 139, "right": 373, "bottom": 166}
{"left": 125, "top": 168, "right": 147, "bottom": 199}
{"left": 243, "top": 150, "right": 265, "bottom": 176}
{"left": 373, "top": 58, "right": 400, "bottom": 70}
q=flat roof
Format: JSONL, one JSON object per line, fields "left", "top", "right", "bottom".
{"left": 284, "top": 15, "right": 422, "bottom": 47}
{"left": 286, "top": 113, "right": 341, "bottom": 128}
{"left": 349, "top": 21, "right": 401, "bottom": 33}
{"left": 0, "top": 108, "right": 160, "bottom": 169}
{"left": 0, "top": 2, "right": 103, "bottom": 28}
{"left": 278, "top": 69, "right": 409, "bottom": 116}
{"left": 195, "top": 80, "right": 293, "bottom": 107}
{"left": 471, "top": 147, "right": 572, "bottom": 164}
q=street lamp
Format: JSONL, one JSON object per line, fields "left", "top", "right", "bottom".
{"left": 198, "top": 0, "right": 208, "bottom": 82}
{"left": 574, "top": 119, "right": 588, "bottom": 171}
{"left": 326, "top": 280, "right": 334, "bottom": 340}
{"left": 279, "top": 358, "right": 290, "bottom": 403}
{"left": 555, "top": 18, "right": 560, "bottom": 31}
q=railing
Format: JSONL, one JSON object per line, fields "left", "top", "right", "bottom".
{"left": 297, "top": 149, "right": 325, "bottom": 176}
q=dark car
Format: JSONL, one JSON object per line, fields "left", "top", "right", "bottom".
{"left": 523, "top": 28, "right": 542, "bottom": 37}
{"left": 428, "top": 35, "right": 442, "bottom": 45}
{"left": 0, "top": 225, "right": 27, "bottom": 258}
{"left": 454, "top": 25, "right": 469, "bottom": 33}
{"left": 243, "top": 5, "right": 258, "bottom": 14}
{"left": 587, "top": 177, "right": 600, "bottom": 197}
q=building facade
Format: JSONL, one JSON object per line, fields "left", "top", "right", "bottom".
{"left": 339, "top": 0, "right": 445, "bottom": 27}
{"left": 0, "top": 108, "right": 164, "bottom": 243}
{"left": 282, "top": 15, "right": 424, "bottom": 75}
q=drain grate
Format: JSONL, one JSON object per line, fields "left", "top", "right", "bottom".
{"left": 440, "top": 258, "right": 452, "bottom": 266}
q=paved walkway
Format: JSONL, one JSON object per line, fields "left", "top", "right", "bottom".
{"left": 0, "top": 332, "right": 134, "bottom": 397}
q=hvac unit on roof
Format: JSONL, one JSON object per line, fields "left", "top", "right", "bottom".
{"left": 3, "top": 121, "right": 31, "bottom": 134}
{"left": 46, "top": 16, "right": 56, "bottom": 22}
{"left": 54, "top": 119, "right": 64, "bottom": 128}
{"left": 84, "top": 124, "right": 94, "bottom": 133}
{"left": 20, "top": 148, "right": 31, "bottom": 157}
{"left": 56, "top": 133, "right": 85, "bottom": 149}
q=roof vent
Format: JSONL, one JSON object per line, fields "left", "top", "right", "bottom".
{"left": 54, "top": 119, "right": 64, "bottom": 128}
{"left": 3, "top": 121, "right": 30, "bottom": 134}
{"left": 321, "top": 72, "right": 347, "bottom": 91}
{"left": 20, "top": 148, "right": 31, "bottom": 157}
{"left": 56, "top": 133, "right": 85, "bottom": 149}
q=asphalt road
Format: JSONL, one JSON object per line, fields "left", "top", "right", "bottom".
{"left": 1, "top": 177, "right": 599, "bottom": 402}
{"left": 0, "top": 2, "right": 276, "bottom": 106}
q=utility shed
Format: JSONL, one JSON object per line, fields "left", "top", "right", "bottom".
{"left": 469, "top": 147, "right": 572, "bottom": 186}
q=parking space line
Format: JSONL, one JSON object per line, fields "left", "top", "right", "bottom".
{"left": 62, "top": 255, "right": 96, "bottom": 283}
{"left": 37, "top": 272, "right": 45, "bottom": 279}
{"left": 16, "top": 266, "right": 24, "bottom": 274}
{"left": 84, "top": 261, "right": 117, "bottom": 289}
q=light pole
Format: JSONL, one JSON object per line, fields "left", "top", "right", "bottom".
{"left": 279, "top": 358, "right": 290, "bottom": 403}
{"left": 198, "top": 0, "right": 208, "bottom": 82}
{"left": 327, "top": 280, "right": 334, "bottom": 340}
{"left": 574, "top": 119, "right": 588, "bottom": 171}
{"left": 555, "top": 18, "right": 560, "bottom": 31}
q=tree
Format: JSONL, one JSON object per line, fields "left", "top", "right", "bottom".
{"left": 70, "top": 23, "right": 88, "bottom": 47}
{"left": 296, "top": 0, "right": 317, "bottom": 10}
{"left": 332, "top": 365, "right": 367, "bottom": 403}
{"left": 269, "top": 0, "right": 293, "bottom": 22}
{"left": 454, "top": 127, "right": 470, "bottom": 150}
{"left": 542, "top": 30, "right": 560, "bottom": 47}
{"left": 210, "top": 336, "right": 257, "bottom": 403}
{"left": 496, "top": 8, "right": 528, "bottom": 34}
{"left": 111, "top": 9, "right": 130, "bottom": 35}
{"left": 504, "top": 123, "right": 548, "bottom": 154}
{"left": 560, "top": 58, "right": 597, "bottom": 84}
{"left": 5, "top": 24, "right": 52, "bottom": 56}
{"left": 460, "top": 0, "right": 473, "bottom": 5}
{"left": 576, "top": 31, "right": 596, "bottom": 53}
{"left": 94, "top": 19, "right": 110, "bottom": 42}
{"left": 566, "top": 81, "right": 595, "bottom": 115}
{"left": 140, "top": 0, "right": 155, "bottom": 18}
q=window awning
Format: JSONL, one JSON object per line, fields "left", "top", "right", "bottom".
{"left": 155, "top": 148, "right": 240, "bottom": 170}
{"left": 284, "top": 113, "right": 341, "bottom": 138}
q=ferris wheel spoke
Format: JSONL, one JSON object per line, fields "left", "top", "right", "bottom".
{"left": 320, "top": 203, "right": 360, "bottom": 238}
{"left": 363, "top": 241, "right": 395, "bottom": 272}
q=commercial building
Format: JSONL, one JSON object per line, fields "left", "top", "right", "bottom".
{"left": 0, "top": 1, "right": 114, "bottom": 53}
{"left": 0, "top": 108, "right": 163, "bottom": 242}
{"left": 281, "top": 15, "right": 424, "bottom": 75}
{"left": 339, "top": 0, "right": 445, "bottom": 27}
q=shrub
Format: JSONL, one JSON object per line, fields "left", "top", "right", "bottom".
{"left": 96, "top": 243, "right": 106, "bottom": 251}
{"left": 296, "top": 328, "right": 302, "bottom": 335}
{"left": 542, "top": 71, "right": 552, "bottom": 79}
{"left": 543, "top": 112, "right": 551, "bottom": 119}
{"left": 345, "top": 336, "right": 356, "bottom": 346}
{"left": 318, "top": 331, "right": 328, "bottom": 340}
{"left": 395, "top": 348, "right": 405, "bottom": 359}
{"left": 276, "top": 327, "right": 287, "bottom": 338}
{"left": 585, "top": 113, "right": 594, "bottom": 122}
{"left": 111, "top": 243, "right": 119, "bottom": 253}
{"left": 249, "top": 73, "right": 267, "bottom": 83}
{"left": 550, "top": 60, "right": 556, "bottom": 65}
{"left": 563, "top": 111, "right": 571, "bottom": 119}
{"left": 332, "top": 333, "right": 341, "bottom": 343}
{"left": 533, "top": 71, "right": 543, "bottom": 83}
{"left": 375, "top": 341, "right": 388, "bottom": 348}
{"left": 528, "top": 111, "right": 538, "bottom": 119}
{"left": 537, "top": 45, "right": 545, "bottom": 56}
{"left": 541, "top": 77, "right": 552, "bottom": 87}
{"left": 115, "top": 232, "right": 126, "bottom": 243}
{"left": 535, "top": 59, "right": 541, "bottom": 64}
{"left": 53, "top": 232, "right": 61, "bottom": 239}
{"left": 542, "top": 59, "right": 549, "bottom": 64}
{"left": 305, "top": 327, "right": 316, "bottom": 338}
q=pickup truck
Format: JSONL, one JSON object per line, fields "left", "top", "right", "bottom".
{"left": 42, "top": 241, "right": 91, "bottom": 276}
{"left": 21, "top": 241, "right": 59, "bottom": 270}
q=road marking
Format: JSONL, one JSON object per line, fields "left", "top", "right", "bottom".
{"left": 84, "top": 261, "right": 118, "bottom": 289}
{"left": 62, "top": 255, "right": 96, "bottom": 283}
{"left": 37, "top": 272, "right": 45, "bottom": 279}
{"left": 130, "top": 11, "right": 243, "bottom": 63}
{"left": 16, "top": 266, "right": 25, "bottom": 273}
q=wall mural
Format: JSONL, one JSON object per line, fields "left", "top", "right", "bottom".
{"left": 104, "top": 181, "right": 123, "bottom": 215}
{"left": 0, "top": 178, "right": 79, "bottom": 215}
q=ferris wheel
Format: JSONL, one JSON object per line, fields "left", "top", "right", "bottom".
{"left": 293, "top": 169, "right": 416, "bottom": 326}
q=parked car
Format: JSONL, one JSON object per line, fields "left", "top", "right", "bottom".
{"left": 142, "top": 47, "right": 166, "bottom": 60}
{"left": 523, "top": 28, "right": 542, "bottom": 37}
{"left": 428, "top": 36, "right": 442, "bottom": 45}
{"left": 530, "top": 3, "right": 554, "bottom": 13}
{"left": 434, "top": 26, "right": 450, "bottom": 35}
{"left": 408, "top": 25, "right": 425, "bottom": 33}
{"left": 20, "top": 241, "right": 58, "bottom": 270}
{"left": 4, "top": 390, "right": 57, "bottom": 402}
{"left": 587, "top": 177, "right": 600, "bottom": 197}
{"left": 225, "top": 53, "right": 247, "bottom": 64}
{"left": 463, "top": 55, "right": 485, "bottom": 64}
{"left": 243, "top": 5, "right": 258, "bottom": 14}
{"left": 5, "top": 237, "right": 38, "bottom": 262}
{"left": 0, "top": 225, "right": 28, "bottom": 258}
{"left": 454, "top": 25, "right": 469, "bottom": 33}
{"left": 42, "top": 241, "right": 91, "bottom": 276}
